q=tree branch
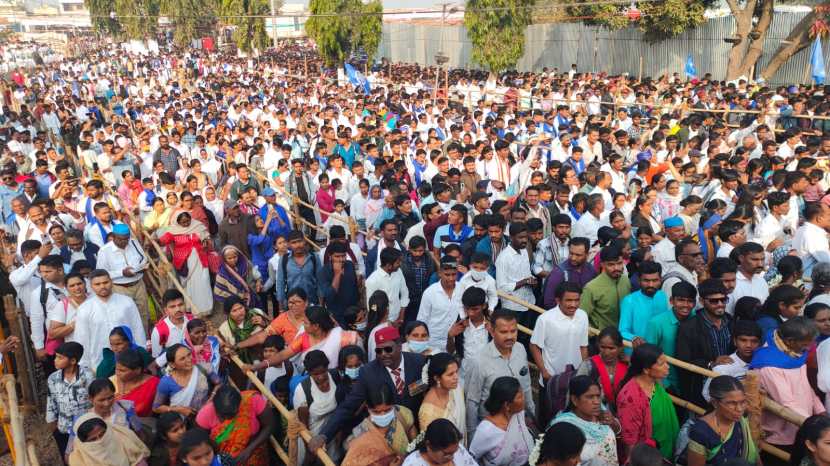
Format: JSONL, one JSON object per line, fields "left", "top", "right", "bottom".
{"left": 759, "top": 5, "right": 822, "bottom": 80}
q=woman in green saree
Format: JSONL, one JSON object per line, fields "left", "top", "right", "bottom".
{"left": 616, "top": 343, "right": 679, "bottom": 462}
{"left": 216, "top": 296, "right": 267, "bottom": 364}
{"left": 687, "top": 375, "right": 758, "bottom": 466}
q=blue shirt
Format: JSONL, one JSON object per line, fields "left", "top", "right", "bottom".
{"left": 248, "top": 233, "right": 275, "bottom": 279}
{"left": 275, "top": 253, "right": 320, "bottom": 305}
{"left": 618, "top": 289, "right": 670, "bottom": 342}
{"left": 258, "top": 204, "right": 292, "bottom": 239}
{"left": 334, "top": 143, "right": 360, "bottom": 168}
{"left": 0, "top": 184, "right": 21, "bottom": 221}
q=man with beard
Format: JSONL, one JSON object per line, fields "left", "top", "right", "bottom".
{"left": 542, "top": 237, "right": 596, "bottom": 309}
{"left": 579, "top": 245, "right": 631, "bottom": 331}
{"left": 730, "top": 241, "right": 770, "bottom": 311}
{"left": 533, "top": 213, "right": 572, "bottom": 278}
{"left": 618, "top": 261, "right": 670, "bottom": 346}
{"left": 676, "top": 279, "right": 734, "bottom": 407}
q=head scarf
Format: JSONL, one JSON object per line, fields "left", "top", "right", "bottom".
{"left": 698, "top": 213, "right": 722, "bottom": 263}
{"left": 159, "top": 210, "right": 210, "bottom": 240}
{"left": 750, "top": 330, "right": 809, "bottom": 370}
{"left": 69, "top": 413, "right": 150, "bottom": 466}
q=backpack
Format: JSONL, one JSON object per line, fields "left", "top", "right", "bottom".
{"left": 288, "top": 369, "right": 344, "bottom": 409}
{"left": 154, "top": 314, "right": 194, "bottom": 349}
{"left": 280, "top": 252, "right": 318, "bottom": 298}
{"left": 539, "top": 364, "right": 576, "bottom": 428}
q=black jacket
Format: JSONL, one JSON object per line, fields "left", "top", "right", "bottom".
{"left": 319, "top": 351, "right": 426, "bottom": 440}
{"left": 675, "top": 313, "right": 734, "bottom": 407}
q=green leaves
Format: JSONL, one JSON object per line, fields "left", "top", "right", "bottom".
{"left": 161, "top": 0, "right": 217, "bottom": 47}
{"left": 306, "top": 0, "right": 382, "bottom": 67}
{"left": 464, "top": 0, "right": 534, "bottom": 72}
{"left": 221, "top": 0, "right": 272, "bottom": 53}
{"left": 114, "top": 0, "right": 160, "bottom": 40}
{"left": 564, "top": 0, "right": 708, "bottom": 42}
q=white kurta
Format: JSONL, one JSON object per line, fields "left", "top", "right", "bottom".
{"left": 74, "top": 293, "right": 147, "bottom": 370}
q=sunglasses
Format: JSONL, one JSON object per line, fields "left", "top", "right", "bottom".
{"left": 374, "top": 346, "right": 395, "bottom": 355}
{"left": 706, "top": 297, "right": 728, "bottom": 304}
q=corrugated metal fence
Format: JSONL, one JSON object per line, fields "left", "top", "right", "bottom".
{"left": 378, "top": 12, "right": 824, "bottom": 85}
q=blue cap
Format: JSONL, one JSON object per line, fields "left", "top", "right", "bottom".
{"left": 664, "top": 216, "right": 683, "bottom": 229}
{"left": 112, "top": 223, "right": 130, "bottom": 236}
{"left": 262, "top": 187, "right": 276, "bottom": 197}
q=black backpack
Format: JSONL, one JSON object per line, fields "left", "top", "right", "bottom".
{"left": 538, "top": 364, "right": 577, "bottom": 428}
{"left": 300, "top": 369, "right": 345, "bottom": 406}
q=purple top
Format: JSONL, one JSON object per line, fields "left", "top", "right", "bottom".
{"left": 543, "top": 261, "right": 597, "bottom": 309}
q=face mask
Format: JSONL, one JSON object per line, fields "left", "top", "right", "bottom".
{"left": 408, "top": 340, "right": 430, "bottom": 354}
{"left": 355, "top": 321, "right": 367, "bottom": 331}
{"left": 470, "top": 270, "right": 487, "bottom": 281}
{"left": 370, "top": 409, "right": 395, "bottom": 427}
{"left": 344, "top": 366, "right": 361, "bottom": 380}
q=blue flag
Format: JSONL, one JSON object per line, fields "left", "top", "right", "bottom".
{"left": 812, "top": 37, "right": 826, "bottom": 85}
{"left": 684, "top": 54, "right": 697, "bottom": 79}
{"left": 344, "top": 63, "right": 371, "bottom": 95}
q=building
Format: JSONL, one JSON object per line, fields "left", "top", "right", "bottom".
{"left": 58, "top": 0, "right": 87, "bottom": 15}
{"left": 266, "top": 2, "right": 306, "bottom": 40}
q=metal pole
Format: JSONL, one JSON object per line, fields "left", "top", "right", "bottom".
{"left": 270, "top": 0, "right": 277, "bottom": 47}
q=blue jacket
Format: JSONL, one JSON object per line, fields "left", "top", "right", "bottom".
{"left": 59, "top": 243, "right": 99, "bottom": 268}
{"left": 258, "top": 204, "right": 292, "bottom": 239}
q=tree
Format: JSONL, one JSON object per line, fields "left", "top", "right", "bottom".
{"left": 84, "top": 0, "right": 121, "bottom": 36}
{"left": 723, "top": 0, "right": 774, "bottom": 79}
{"left": 564, "top": 0, "right": 708, "bottom": 42}
{"left": 306, "top": 0, "right": 359, "bottom": 66}
{"left": 464, "top": 0, "right": 535, "bottom": 72}
{"left": 114, "top": 0, "right": 160, "bottom": 40}
{"left": 221, "top": 0, "right": 272, "bottom": 53}
{"left": 352, "top": 0, "right": 383, "bottom": 64}
{"left": 760, "top": 4, "right": 830, "bottom": 80}
{"left": 161, "top": 0, "right": 217, "bottom": 47}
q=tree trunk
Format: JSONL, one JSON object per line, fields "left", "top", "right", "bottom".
{"left": 739, "top": 0, "right": 774, "bottom": 77}
{"left": 725, "top": 0, "right": 754, "bottom": 80}
{"left": 759, "top": 7, "right": 821, "bottom": 81}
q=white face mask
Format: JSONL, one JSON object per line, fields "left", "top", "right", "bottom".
{"left": 370, "top": 409, "right": 395, "bottom": 427}
{"left": 470, "top": 270, "right": 487, "bottom": 281}
{"left": 355, "top": 321, "right": 367, "bottom": 331}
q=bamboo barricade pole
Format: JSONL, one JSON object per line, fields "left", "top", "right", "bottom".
{"left": 271, "top": 69, "right": 830, "bottom": 123}
{"left": 230, "top": 355, "right": 337, "bottom": 466}
{"left": 0, "top": 392, "right": 14, "bottom": 464}
{"left": 2, "top": 297, "right": 35, "bottom": 411}
{"left": 495, "top": 290, "right": 807, "bottom": 427}
{"left": 26, "top": 442, "right": 41, "bottom": 466}
{"left": 3, "top": 376, "right": 24, "bottom": 466}
{"left": 130, "top": 210, "right": 335, "bottom": 466}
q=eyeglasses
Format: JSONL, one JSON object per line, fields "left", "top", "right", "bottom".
{"left": 375, "top": 346, "right": 395, "bottom": 355}
{"left": 706, "top": 297, "right": 729, "bottom": 304}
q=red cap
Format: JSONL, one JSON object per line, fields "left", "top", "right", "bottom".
{"left": 374, "top": 326, "right": 400, "bottom": 345}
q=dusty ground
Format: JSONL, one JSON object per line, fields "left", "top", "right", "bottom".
{"left": 0, "top": 407, "right": 60, "bottom": 466}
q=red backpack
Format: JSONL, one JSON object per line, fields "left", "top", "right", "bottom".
{"left": 154, "top": 314, "right": 194, "bottom": 349}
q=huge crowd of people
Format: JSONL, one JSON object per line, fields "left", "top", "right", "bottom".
{"left": 3, "top": 35, "right": 830, "bottom": 466}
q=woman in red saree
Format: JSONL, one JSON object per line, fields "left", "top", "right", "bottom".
{"left": 195, "top": 385, "right": 275, "bottom": 466}
{"left": 111, "top": 348, "right": 161, "bottom": 418}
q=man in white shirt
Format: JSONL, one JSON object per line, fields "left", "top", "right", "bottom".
{"left": 715, "top": 220, "right": 747, "bottom": 259}
{"left": 702, "top": 320, "right": 762, "bottom": 402}
{"left": 84, "top": 202, "right": 124, "bottom": 248}
{"left": 364, "top": 248, "right": 410, "bottom": 324}
{"left": 572, "top": 194, "right": 605, "bottom": 245}
{"left": 10, "top": 239, "right": 50, "bottom": 317}
{"left": 530, "top": 281, "right": 588, "bottom": 383}
{"left": 589, "top": 172, "right": 614, "bottom": 211}
{"left": 793, "top": 202, "right": 830, "bottom": 279}
{"left": 95, "top": 224, "right": 151, "bottom": 331}
{"left": 29, "top": 255, "right": 67, "bottom": 360}
{"left": 652, "top": 216, "right": 686, "bottom": 270}
{"left": 578, "top": 127, "right": 603, "bottom": 164}
{"left": 496, "top": 222, "right": 537, "bottom": 326}
{"left": 753, "top": 191, "right": 791, "bottom": 252}
{"left": 730, "top": 242, "right": 769, "bottom": 315}
{"left": 150, "top": 289, "right": 192, "bottom": 366}
{"left": 417, "top": 257, "right": 463, "bottom": 351}
{"left": 74, "top": 270, "right": 146, "bottom": 371}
